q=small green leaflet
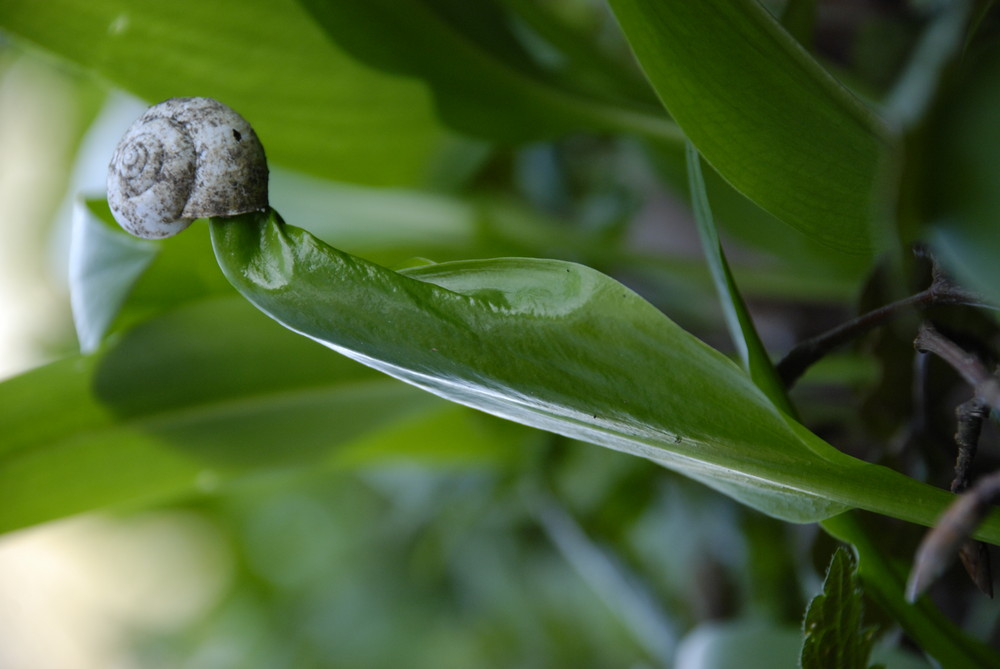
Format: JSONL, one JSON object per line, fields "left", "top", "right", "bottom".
{"left": 801, "top": 547, "right": 880, "bottom": 669}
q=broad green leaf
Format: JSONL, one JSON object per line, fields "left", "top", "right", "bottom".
{"left": 606, "top": 0, "right": 896, "bottom": 254}
{"left": 648, "top": 143, "right": 869, "bottom": 294}
{"left": 70, "top": 172, "right": 724, "bottom": 355}
{"left": 208, "top": 209, "right": 1000, "bottom": 537}
{"left": 801, "top": 547, "right": 877, "bottom": 669}
{"left": 0, "top": 0, "right": 450, "bottom": 186}
{"left": 294, "top": 0, "right": 682, "bottom": 144}
{"left": 685, "top": 142, "right": 792, "bottom": 415}
{"left": 0, "top": 297, "right": 511, "bottom": 533}
{"left": 780, "top": 0, "right": 818, "bottom": 49}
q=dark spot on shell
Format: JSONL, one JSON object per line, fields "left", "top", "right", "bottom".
{"left": 232, "top": 128, "right": 242, "bottom": 142}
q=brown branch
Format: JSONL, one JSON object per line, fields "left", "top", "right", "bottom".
{"left": 908, "top": 470, "right": 1000, "bottom": 601}
{"left": 913, "top": 323, "right": 1000, "bottom": 411}
{"left": 953, "top": 398, "right": 988, "bottom": 494}
{"left": 908, "top": 325, "right": 998, "bottom": 599}
{"left": 777, "top": 271, "right": 986, "bottom": 388}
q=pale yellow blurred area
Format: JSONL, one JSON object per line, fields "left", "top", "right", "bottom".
{"left": 0, "top": 513, "right": 232, "bottom": 669}
{"left": 0, "top": 51, "right": 78, "bottom": 380}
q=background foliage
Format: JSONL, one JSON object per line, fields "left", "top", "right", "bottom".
{"left": 2, "top": 0, "right": 1000, "bottom": 666}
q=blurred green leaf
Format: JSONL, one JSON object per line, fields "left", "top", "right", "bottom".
{"left": 685, "top": 142, "right": 792, "bottom": 415}
{"left": 69, "top": 198, "right": 158, "bottom": 353}
{"left": 780, "top": 0, "right": 818, "bottom": 49}
{"left": 184, "top": 469, "right": 655, "bottom": 668}
{"left": 966, "top": 0, "right": 999, "bottom": 50}
{"left": 0, "top": 297, "right": 510, "bottom": 533}
{"left": 882, "top": 1, "right": 971, "bottom": 129}
{"left": 675, "top": 621, "right": 803, "bottom": 669}
{"left": 294, "top": 0, "right": 681, "bottom": 143}
{"left": 76, "top": 208, "right": 235, "bottom": 349}
{"left": 497, "top": 0, "right": 659, "bottom": 106}
{"left": 607, "top": 0, "right": 896, "bottom": 254}
{"left": 0, "top": 0, "right": 453, "bottom": 186}
{"left": 801, "top": 547, "right": 877, "bottom": 669}
{"left": 271, "top": 169, "right": 482, "bottom": 257}
{"left": 208, "top": 209, "right": 1000, "bottom": 537}
{"left": 927, "top": 43, "right": 1000, "bottom": 304}
{"left": 675, "top": 616, "right": 934, "bottom": 668}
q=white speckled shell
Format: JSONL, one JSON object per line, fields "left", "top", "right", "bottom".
{"left": 107, "top": 97, "right": 268, "bottom": 239}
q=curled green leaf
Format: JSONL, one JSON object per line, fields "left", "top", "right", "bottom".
{"left": 209, "top": 209, "right": 1000, "bottom": 537}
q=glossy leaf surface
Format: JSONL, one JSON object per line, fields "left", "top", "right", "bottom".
{"left": 209, "top": 210, "right": 1000, "bottom": 537}
{"left": 607, "top": 0, "right": 895, "bottom": 254}
{"left": 0, "top": 297, "right": 509, "bottom": 533}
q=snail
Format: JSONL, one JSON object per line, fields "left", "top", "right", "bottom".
{"left": 107, "top": 97, "right": 269, "bottom": 239}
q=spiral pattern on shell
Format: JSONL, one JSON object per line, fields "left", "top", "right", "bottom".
{"left": 108, "top": 97, "right": 269, "bottom": 239}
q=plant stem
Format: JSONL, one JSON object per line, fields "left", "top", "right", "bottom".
{"left": 777, "top": 272, "right": 985, "bottom": 388}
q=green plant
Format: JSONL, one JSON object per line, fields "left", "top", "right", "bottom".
{"left": 2, "top": 0, "right": 1000, "bottom": 666}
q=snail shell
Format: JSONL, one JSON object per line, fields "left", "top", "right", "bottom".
{"left": 107, "top": 97, "right": 269, "bottom": 239}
